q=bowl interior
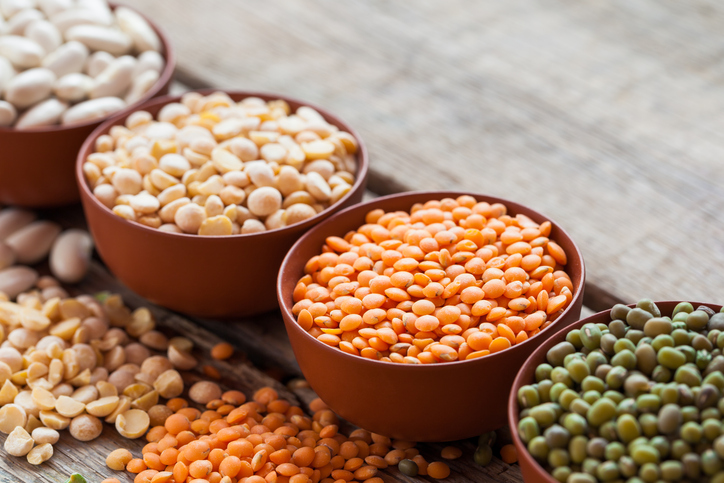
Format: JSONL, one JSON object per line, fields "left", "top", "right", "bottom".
{"left": 508, "top": 300, "right": 724, "bottom": 483}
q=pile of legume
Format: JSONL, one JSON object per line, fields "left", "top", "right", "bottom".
{"left": 0, "top": 0, "right": 166, "bottom": 128}
{"left": 0, "top": 207, "right": 93, "bottom": 286}
{"left": 292, "top": 197, "right": 574, "bottom": 363}
{"left": 107, "top": 387, "right": 453, "bottom": 483}
{"left": 0, "top": 274, "right": 211, "bottom": 465}
{"left": 83, "top": 91, "right": 358, "bottom": 236}
{"left": 517, "top": 299, "right": 724, "bottom": 483}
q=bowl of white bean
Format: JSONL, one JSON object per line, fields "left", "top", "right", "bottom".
{"left": 0, "top": 0, "right": 175, "bottom": 207}
{"left": 76, "top": 89, "right": 369, "bottom": 318}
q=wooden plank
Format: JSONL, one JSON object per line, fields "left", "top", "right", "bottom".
{"left": 116, "top": 0, "right": 724, "bottom": 309}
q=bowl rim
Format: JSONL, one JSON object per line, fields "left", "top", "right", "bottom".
{"left": 75, "top": 89, "right": 370, "bottom": 240}
{"left": 278, "top": 189, "right": 587, "bottom": 370}
{"left": 507, "top": 299, "right": 724, "bottom": 483}
{"left": 0, "top": 2, "right": 176, "bottom": 134}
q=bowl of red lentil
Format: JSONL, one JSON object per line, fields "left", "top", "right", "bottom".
{"left": 277, "top": 191, "right": 585, "bottom": 442}
{"left": 77, "top": 90, "right": 368, "bottom": 318}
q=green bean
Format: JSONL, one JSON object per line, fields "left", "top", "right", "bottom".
{"left": 637, "top": 299, "right": 661, "bottom": 316}
{"left": 682, "top": 453, "right": 701, "bottom": 480}
{"left": 569, "top": 398, "right": 591, "bottom": 417}
{"left": 581, "top": 375, "right": 606, "bottom": 394}
{"left": 714, "top": 435, "right": 724, "bottom": 459}
{"left": 671, "top": 439, "right": 692, "bottom": 460}
{"left": 611, "top": 349, "right": 636, "bottom": 370}
{"left": 569, "top": 435, "right": 588, "bottom": 464}
{"left": 625, "top": 329, "right": 645, "bottom": 346}
{"left": 673, "top": 313, "right": 689, "bottom": 325}
{"left": 517, "top": 416, "right": 540, "bottom": 443}
{"left": 594, "top": 363, "right": 612, "bottom": 380}
{"left": 678, "top": 384, "right": 695, "bottom": 406}
{"left": 636, "top": 394, "right": 661, "bottom": 413}
{"left": 673, "top": 301, "right": 694, "bottom": 316}
{"left": 627, "top": 308, "right": 653, "bottom": 330}
{"left": 551, "top": 366, "right": 573, "bottom": 387}
{"left": 702, "top": 418, "right": 721, "bottom": 441}
{"left": 687, "top": 310, "right": 710, "bottom": 330}
{"left": 586, "top": 437, "right": 607, "bottom": 459}
{"left": 702, "top": 449, "right": 722, "bottom": 475}
{"left": 713, "top": 313, "right": 724, "bottom": 331}
{"left": 566, "top": 358, "right": 590, "bottom": 384}
{"left": 610, "top": 304, "right": 631, "bottom": 321}
{"left": 602, "top": 390, "right": 625, "bottom": 405}
{"left": 600, "top": 333, "right": 617, "bottom": 355}
{"left": 616, "top": 398, "right": 637, "bottom": 417}
{"left": 635, "top": 344, "right": 657, "bottom": 375}
{"left": 547, "top": 341, "right": 576, "bottom": 367}
{"left": 517, "top": 385, "right": 540, "bottom": 408}
{"left": 527, "top": 435, "right": 548, "bottom": 460}
{"left": 547, "top": 448, "right": 570, "bottom": 468}
{"left": 588, "top": 398, "right": 617, "bottom": 427}
{"left": 693, "top": 333, "right": 713, "bottom": 351}
{"left": 566, "top": 329, "right": 583, "bottom": 349}
{"left": 478, "top": 430, "right": 497, "bottom": 447}
{"left": 550, "top": 382, "right": 568, "bottom": 403}
{"left": 563, "top": 352, "right": 584, "bottom": 367}
{"left": 681, "top": 421, "right": 704, "bottom": 444}
{"left": 582, "top": 457, "right": 600, "bottom": 476}
{"left": 582, "top": 390, "right": 601, "bottom": 405}
{"left": 675, "top": 364, "right": 702, "bottom": 387}
{"left": 643, "top": 317, "right": 672, "bottom": 337}
{"left": 605, "top": 365, "right": 627, "bottom": 390}
{"left": 613, "top": 338, "right": 636, "bottom": 354}
{"left": 608, "top": 319, "right": 626, "bottom": 339}
{"left": 596, "top": 460, "right": 620, "bottom": 481}
{"left": 623, "top": 373, "right": 649, "bottom": 398}
{"left": 697, "top": 383, "right": 720, "bottom": 409}
{"left": 585, "top": 351, "right": 608, "bottom": 374}
{"left": 616, "top": 414, "right": 642, "bottom": 443}
{"left": 567, "top": 472, "right": 596, "bottom": 483}
{"left": 658, "top": 403, "right": 682, "bottom": 434}
{"left": 638, "top": 462, "right": 660, "bottom": 482}
{"left": 638, "top": 413, "right": 658, "bottom": 438}
{"left": 551, "top": 466, "right": 571, "bottom": 483}
{"left": 472, "top": 445, "right": 492, "bottom": 467}
{"left": 697, "top": 349, "right": 712, "bottom": 370}
{"left": 398, "top": 458, "right": 419, "bottom": 476}
{"left": 681, "top": 405, "right": 699, "bottom": 423}
{"left": 544, "top": 424, "right": 570, "bottom": 449}
{"left": 703, "top": 371, "right": 724, "bottom": 391}
{"left": 535, "top": 363, "right": 553, "bottom": 382}
{"left": 538, "top": 379, "right": 553, "bottom": 403}
{"left": 649, "top": 435, "right": 670, "bottom": 458}
{"left": 701, "top": 407, "right": 721, "bottom": 421}
{"left": 652, "top": 334, "right": 675, "bottom": 351}
{"left": 657, "top": 346, "right": 686, "bottom": 369}
{"left": 618, "top": 455, "right": 637, "bottom": 478}
{"left": 563, "top": 413, "right": 588, "bottom": 436}
{"left": 651, "top": 364, "right": 672, "bottom": 382}
{"left": 631, "top": 443, "right": 660, "bottom": 465}
{"left": 579, "top": 323, "right": 602, "bottom": 351}
{"left": 672, "top": 328, "right": 691, "bottom": 346}
{"left": 604, "top": 441, "right": 625, "bottom": 461}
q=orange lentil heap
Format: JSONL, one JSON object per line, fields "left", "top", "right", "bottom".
{"left": 292, "top": 196, "right": 574, "bottom": 363}
{"left": 117, "top": 388, "right": 451, "bottom": 483}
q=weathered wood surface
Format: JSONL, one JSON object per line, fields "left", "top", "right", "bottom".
{"left": 120, "top": 0, "right": 724, "bottom": 308}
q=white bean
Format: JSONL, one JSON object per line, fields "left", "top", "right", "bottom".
{"left": 0, "top": 57, "right": 16, "bottom": 96}
{"left": 0, "top": 35, "right": 44, "bottom": 69}
{"left": 41, "top": 40, "right": 88, "bottom": 77}
{"left": 50, "top": 7, "right": 111, "bottom": 33}
{"left": 114, "top": 6, "right": 160, "bottom": 53}
{"left": 24, "top": 19, "right": 62, "bottom": 54}
{"left": 37, "top": 0, "right": 72, "bottom": 17}
{"left": 124, "top": 68, "right": 157, "bottom": 105}
{"left": 0, "top": 208, "right": 36, "bottom": 240}
{"left": 4, "top": 67, "right": 55, "bottom": 109}
{"left": 0, "top": 0, "right": 35, "bottom": 18}
{"left": 90, "top": 54, "right": 135, "bottom": 99}
{"left": 65, "top": 24, "right": 132, "bottom": 56}
{"left": 0, "top": 100, "right": 17, "bottom": 127}
{"left": 53, "top": 72, "right": 93, "bottom": 102}
{"left": 0, "top": 266, "right": 38, "bottom": 299}
{"left": 84, "top": 49, "right": 112, "bottom": 77}
{"left": 49, "top": 229, "right": 93, "bottom": 283}
{"left": 5, "top": 220, "right": 62, "bottom": 264}
{"left": 15, "top": 97, "right": 67, "bottom": 128}
{"left": 5, "top": 8, "right": 43, "bottom": 37}
{"left": 61, "top": 96, "right": 125, "bottom": 126}
{"left": 132, "top": 50, "right": 163, "bottom": 77}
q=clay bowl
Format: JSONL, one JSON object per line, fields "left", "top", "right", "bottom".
{"left": 0, "top": 3, "right": 175, "bottom": 208}
{"left": 508, "top": 300, "right": 724, "bottom": 483}
{"left": 278, "top": 191, "right": 586, "bottom": 442}
{"left": 78, "top": 90, "right": 369, "bottom": 318}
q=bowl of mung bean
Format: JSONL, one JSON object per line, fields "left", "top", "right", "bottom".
{"left": 509, "top": 299, "right": 724, "bottom": 483}
{"left": 77, "top": 90, "right": 368, "bottom": 318}
{"left": 278, "top": 191, "right": 585, "bottom": 441}
{"left": 0, "top": 1, "right": 175, "bottom": 207}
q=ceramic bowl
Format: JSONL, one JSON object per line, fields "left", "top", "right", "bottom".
{"left": 508, "top": 300, "right": 723, "bottom": 483}
{"left": 77, "top": 90, "right": 368, "bottom": 318}
{"left": 278, "top": 191, "right": 585, "bottom": 441}
{"left": 0, "top": 3, "right": 175, "bottom": 208}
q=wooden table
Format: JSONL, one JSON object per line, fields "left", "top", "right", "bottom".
{"left": 5, "top": 0, "right": 724, "bottom": 481}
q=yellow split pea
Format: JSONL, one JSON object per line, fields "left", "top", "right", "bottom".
{"left": 293, "top": 196, "right": 574, "bottom": 363}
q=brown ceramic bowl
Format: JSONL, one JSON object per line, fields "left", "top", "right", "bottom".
{"left": 508, "top": 300, "right": 724, "bottom": 483}
{"left": 78, "top": 90, "right": 368, "bottom": 318}
{"left": 0, "top": 3, "right": 175, "bottom": 208}
{"left": 278, "top": 191, "right": 586, "bottom": 441}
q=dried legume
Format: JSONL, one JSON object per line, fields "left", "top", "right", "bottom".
{"left": 518, "top": 299, "right": 724, "bottom": 483}
{"left": 84, "top": 92, "right": 358, "bottom": 235}
{"left": 294, "top": 197, "right": 574, "bottom": 362}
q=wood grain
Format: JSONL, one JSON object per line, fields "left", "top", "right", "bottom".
{"left": 118, "top": 0, "right": 724, "bottom": 309}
